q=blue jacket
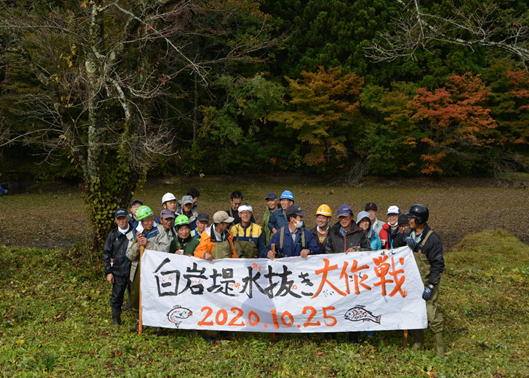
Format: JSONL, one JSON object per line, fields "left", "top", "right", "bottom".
{"left": 266, "top": 226, "right": 321, "bottom": 258}
{"left": 268, "top": 208, "right": 288, "bottom": 232}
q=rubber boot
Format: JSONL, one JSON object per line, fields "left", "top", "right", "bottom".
{"left": 434, "top": 332, "right": 445, "bottom": 358}
{"left": 412, "top": 329, "right": 425, "bottom": 350}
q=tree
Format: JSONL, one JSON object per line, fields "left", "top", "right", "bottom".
{"left": 267, "top": 67, "right": 364, "bottom": 168}
{"left": 365, "top": 0, "right": 529, "bottom": 68}
{"left": 0, "top": 0, "right": 275, "bottom": 247}
{"left": 410, "top": 72, "right": 497, "bottom": 174}
{"left": 359, "top": 81, "right": 421, "bottom": 174}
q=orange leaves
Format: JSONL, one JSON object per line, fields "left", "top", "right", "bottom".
{"left": 410, "top": 72, "right": 497, "bottom": 174}
{"left": 508, "top": 69, "right": 529, "bottom": 110}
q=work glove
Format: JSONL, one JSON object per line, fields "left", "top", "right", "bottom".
{"left": 422, "top": 284, "right": 434, "bottom": 300}
{"left": 405, "top": 236, "right": 417, "bottom": 250}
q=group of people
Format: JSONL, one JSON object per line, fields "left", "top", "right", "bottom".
{"left": 103, "top": 188, "right": 445, "bottom": 358}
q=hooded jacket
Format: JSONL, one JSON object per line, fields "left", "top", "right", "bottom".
{"left": 356, "top": 211, "right": 382, "bottom": 251}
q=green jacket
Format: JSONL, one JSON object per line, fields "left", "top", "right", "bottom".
{"left": 169, "top": 236, "right": 200, "bottom": 256}
{"left": 263, "top": 206, "right": 273, "bottom": 245}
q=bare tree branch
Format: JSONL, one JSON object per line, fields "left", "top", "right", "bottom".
{"left": 365, "top": 0, "right": 529, "bottom": 68}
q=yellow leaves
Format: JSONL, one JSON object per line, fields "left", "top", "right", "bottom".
{"left": 80, "top": 0, "right": 88, "bottom": 8}
{"left": 17, "top": 340, "right": 24, "bottom": 345}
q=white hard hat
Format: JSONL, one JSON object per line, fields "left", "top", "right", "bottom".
{"left": 161, "top": 192, "right": 177, "bottom": 205}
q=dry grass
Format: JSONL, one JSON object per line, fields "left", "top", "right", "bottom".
{"left": 0, "top": 174, "right": 528, "bottom": 250}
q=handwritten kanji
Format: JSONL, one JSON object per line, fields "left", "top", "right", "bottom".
{"left": 179, "top": 262, "right": 207, "bottom": 295}
{"left": 373, "top": 255, "right": 394, "bottom": 296}
{"left": 388, "top": 256, "right": 407, "bottom": 297}
{"left": 153, "top": 257, "right": 181, "bottom": 297}
{"left": 311, "top": 259, "right": 347, "bottom": 299}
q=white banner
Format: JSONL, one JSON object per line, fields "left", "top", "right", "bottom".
{"left": 140, "top": 247, "right": 427, "bottom": 333}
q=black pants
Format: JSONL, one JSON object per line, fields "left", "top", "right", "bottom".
{"left": 110, "top": 275, "right": 129, "bottom": 318}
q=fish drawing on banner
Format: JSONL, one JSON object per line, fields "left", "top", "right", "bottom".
{"left": 344, "top": 305, "right": 381, "bottom": 324}
{"left": 166, "top": 305, "right": 193, "bottom": 328}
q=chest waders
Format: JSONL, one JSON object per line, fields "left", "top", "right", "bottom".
{"left": 175, "top": 240, "right": 192, "bottom": 255}
{"left": 233, "top": 224, "right": 259, "bottom": 258}
{"left": 211, "top": 238, "right": 235, "bottom": 259}
{"left": 411, "top": 230, "right": 434, "bottom": 286}
{"left": 278, "top": 227, "right": 305, "bottom": 257}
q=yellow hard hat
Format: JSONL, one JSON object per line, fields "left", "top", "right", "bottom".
{"left": 316, "top": 204, "right": 332, "bottom": 217}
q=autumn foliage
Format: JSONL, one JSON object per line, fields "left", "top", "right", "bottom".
{"left": 267, "top": 67, "right": 364, "bottom": 166}
{"left": 410, "top": 73, "right": 497, "bottom": 174}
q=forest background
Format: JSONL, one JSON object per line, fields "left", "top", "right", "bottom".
{"left": 1, "top": 0, "right": 529, "bottom": 244}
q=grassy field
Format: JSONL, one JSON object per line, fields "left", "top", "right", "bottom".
{"left": 1, "top": 175, "right": 528, "bottom": 376}
{"left": 0, "top": 229, "right": 528, "bottom": 377}
{"left": 1, "top": 175, "right": 529, "bottom": 250}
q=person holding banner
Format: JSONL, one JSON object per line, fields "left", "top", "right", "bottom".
{"left": 265, "top": 204, "right": 320, "bottom": 259}
{"left": 325, "top": 204, "right": 371, "bottom": 344}
{"left": 169, "top": 215, "right": 200, "bottom": 255}
{"left": 126, "top": 205, "right": 171, "bottom": 332}
{"left": 393, "top": 204, "right": 445, "bottom": 358}
{"left": 230, "top": 203, "right": 265, "bottom": 258}
{"left": 194, "top": 210, "right": 238, "bottom": 343}
{"left": 309, "top": 204, "right": 332, "bottom": 254}
{"left": 194, "top": 211, "right": 238, "bottom": 261}
{"left": 103, "top": 208, "right": 134, "bottom": 326}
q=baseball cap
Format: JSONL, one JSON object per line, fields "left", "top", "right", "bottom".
{"left": 130, "top": 199, "right": 143, "bottom": 207}
{"left": 285, "top": 204, "right": 307, "bottom": 218}
{"left": 115, "top": 208, "right": 128, "bottom": 218}
{"left": 181, "top": 195, "right": 193, "bottom": 206}
{"left": 160, "top": 209, "right": 175, "bottom": 219}
{"left": 365, "top": 202, "right": 377, "bottom": 211}
{"left": 213, "top": 211, "right": 234, "bottom": 224}
{"left": 197, "top": 212, "right": 210, "bottom": 222}
{"left": 387, "top": 205, "right": 401, "bottom": 215}
{"left": 398, "top": 214, "right": 409, "bottom": 225}
{"left": 337, "top": 204, "right": 353, "bottom": 217}
{"left": 265, "top": 192, "right": 278, "bottom": 200}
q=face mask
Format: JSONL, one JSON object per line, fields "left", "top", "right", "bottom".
{"left": 294, "top": 220, "right": 303, "bottom": 229}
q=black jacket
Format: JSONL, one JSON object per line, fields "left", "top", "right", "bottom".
{"left": 103, "top": 224, "right": 133, "bottom": 277}
{"left": 325, "top": 223, "right": 371, "bottom": 253}
{"left": 309, "top": 226, "right": 331, "bottom": 254}
{"left": 393, "top": 223, "right": 444, "bottom": 286}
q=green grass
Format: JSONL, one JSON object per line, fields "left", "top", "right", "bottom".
{"left": 1, "top": 229, "right": 528, "bottom": 377}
